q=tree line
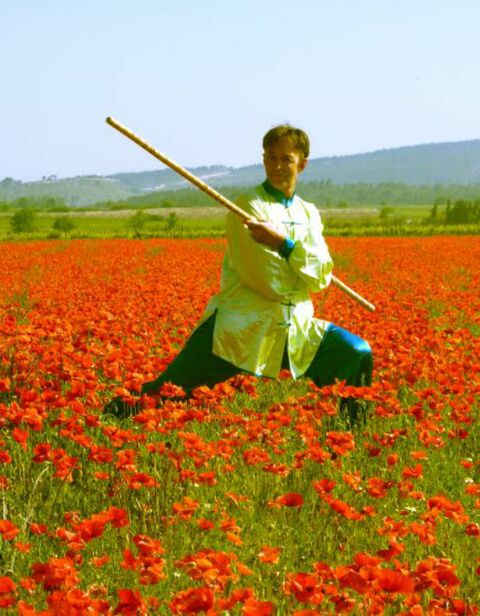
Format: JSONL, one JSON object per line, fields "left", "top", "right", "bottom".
{"left": 428, "top": 200, "right": 480, "bottom": 224}
{"left": 0, "top": 196, "right": 69, "bottom": 211}
{"left": 3, "top": 183, "right": 480, "bottom": 231}
{"left": 98, "top": 180, "right": 480, "bottom": 210}
{"left": 9, "top": 208, "right": 76, "bottom": 237}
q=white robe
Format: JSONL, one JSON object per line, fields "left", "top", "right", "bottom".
{"left": 201, "top": 183, "right": 333, "bottom": 378}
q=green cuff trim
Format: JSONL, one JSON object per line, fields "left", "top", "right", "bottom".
{"left": 278, "top": 237, "right": 296, "bottom": 259}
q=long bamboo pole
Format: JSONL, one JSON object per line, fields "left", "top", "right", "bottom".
{"left": 106, "top": 116, "right": 375, "bottom": 312}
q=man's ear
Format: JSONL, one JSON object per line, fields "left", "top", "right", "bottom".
{"left": 299, "top": 157, "right": 308, "bottom": 173}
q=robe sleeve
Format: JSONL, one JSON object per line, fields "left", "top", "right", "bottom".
{"left": 286, "top": 203, "right": 333, "bottom": 293}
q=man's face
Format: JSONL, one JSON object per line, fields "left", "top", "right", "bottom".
{"left": 263, "top": 138, "right": 307, "bottom": 197}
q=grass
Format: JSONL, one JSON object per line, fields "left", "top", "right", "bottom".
{"left": 1, "top": 378, "right": 479, "bottom": 611}
{"left": 1, "top": 205, "right": 479, "bottom": 240}
{"left": 0, "top": 236, "right": 478, "bottom": 613}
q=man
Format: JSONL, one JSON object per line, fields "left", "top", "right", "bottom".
{"left": 105, "top": 125, "right": 372, "bottom": 418}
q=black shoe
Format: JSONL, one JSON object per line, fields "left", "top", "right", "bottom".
{"left": 103, "top": 396, "right": 141, "bottom": 418}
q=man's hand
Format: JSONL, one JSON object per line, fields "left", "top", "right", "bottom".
{"left": 245, "top": 219, "right": 286, "bottom": 250}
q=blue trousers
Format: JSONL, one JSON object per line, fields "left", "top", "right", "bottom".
{"left": 142, "top": 314, "right": 373, "bottom": 398}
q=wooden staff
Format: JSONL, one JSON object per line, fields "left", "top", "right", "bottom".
{"left": 106, "top": 116, "right": 376, "bottom": 312}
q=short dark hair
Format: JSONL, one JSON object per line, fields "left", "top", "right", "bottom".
{"left": 263, "top": 124, "right": 310, "bottom": 159}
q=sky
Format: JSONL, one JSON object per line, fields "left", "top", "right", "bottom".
{"left": 1, "top": 0, "right": 479, "bottom": 181}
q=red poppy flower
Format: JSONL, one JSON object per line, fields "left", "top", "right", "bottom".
{"left": 242, "top": 598, "right": 274, "bottom": 615}
{"left": 0, "top": 519, "right": 20, "bottom": 541}
{"left": 258, "top": 546, "right": 282, "bottom": 564}
{"left": 284, "top": 572, "right": 323, "bottom": 604}
{"left": 114, "top": 588, "right": 147, "bottom": 615}
{"left": 269, "top": 492, "right": 304, "bottom": 508}
{"left": 376, "top": 569, "right": 415, "bottom": 593}
{"left": 169, "top": 586, "right": 214, "bottom": 614}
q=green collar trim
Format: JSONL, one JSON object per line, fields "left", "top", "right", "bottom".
{"left": 262, "top": 180, "right": 295, "bottom": 207}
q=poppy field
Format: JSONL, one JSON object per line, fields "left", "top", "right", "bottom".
{"left": 0, "top": 236, "right": 479, "bottom": 615}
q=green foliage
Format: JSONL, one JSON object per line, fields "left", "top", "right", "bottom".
{"left": 423, "top": 199, "right": 480, "bottom": 225}
{"left": 0, "top": 176, "right": 132, "bottom": 207}
{"left": 1, "top": 202, "right": 480, "bottom": 241}
{"left": 109, "top": 203, "right": 132, "bottom": 211}
{"left": 298, "top": 180, "right": 480, "bottom": 208}
{"left": 428, "top": 203, "right": 439, "bottom": 222}
{"left": 52, "top": 216, "right": 76, "bottom": 237}
{"left": 8, "top": 196, "right": 68, "bottom": 210}
{"left": 379, "top": 206, "right": 395, "bottom": 219}
{"left": 126, "top": 209, "right": 148, "bottom": 238}
{"left": 92, "top": 181, "right": 480, "bottom": 212}
{"left": 48, "top": 205, "right": 71, "bottom": 213}
{"left": 445, "top": 200, "right": 480, "bottom": 224}
{"left": 165, "top": 211, "right": 179, "bottom": 231}
{"left": 10, "top": 208, "right": 38, "bottom": 233}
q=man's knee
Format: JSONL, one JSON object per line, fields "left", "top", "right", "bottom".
{"left": 352, "top": 337, "right": 372, "bottom": 361}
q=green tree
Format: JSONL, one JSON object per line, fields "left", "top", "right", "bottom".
{"left": 379, "top": 206, "right": 395, "bottom": 219}
{"left": 165, "top": 212, "right": 178, "bottom": 231}
{"left": 127, "top": 210, "right": 147, "bottom": 238}
{"left": 426, "top": 202, "right": 440, "bottom": 224}
{"left": 10, "top": 208, "right": 37, "bottom": 233}
{"left": 53, "top": 216, "right": 76, "bottom": 238}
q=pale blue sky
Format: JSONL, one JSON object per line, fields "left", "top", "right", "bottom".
{"left": 2, "top": 0, "right": 479, "bottom": 181}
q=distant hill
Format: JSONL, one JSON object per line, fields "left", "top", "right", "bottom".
{"left": 0, "top": 175, "right": 133, "bottom": 207}
{"left": 109, "top": 165, "right": 234, "bottom": 192}
{"left": 1, "top": 139, "right": 480, "bottom": 206}
{"left": 301, "top": 140, "right": 480, "bottom": 184}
